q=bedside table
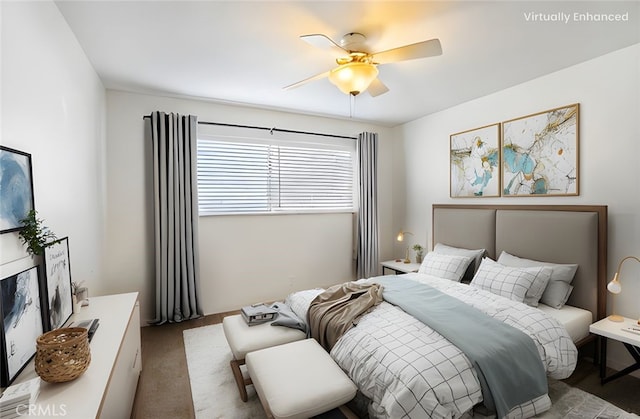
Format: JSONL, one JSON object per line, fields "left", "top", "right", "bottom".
{"left": 589, "top": 316, "right": 640, "bottom": 384}
{"left": 381, "top": 260, "right": 421, "bottom": 275}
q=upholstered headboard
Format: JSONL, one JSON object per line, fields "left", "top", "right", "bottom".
{"left": 432, "top": 204, "right": 607, "bottom": 325}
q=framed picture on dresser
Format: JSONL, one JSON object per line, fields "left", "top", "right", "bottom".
{"left": 43, "top": 237, "right": 74, "bottom": 331}
{"left": 0, "top": 266, "right": 44, "bottom": 386}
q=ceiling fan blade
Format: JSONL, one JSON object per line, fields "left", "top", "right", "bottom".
{"left": 300, "top": 34, "right": 348, "bottom": 53}
{"left": 373, "top": 38, "right": 442, "bottom": 64}
{"left": 283, "top": 70, "right": 330, "bottom": 90}
{"left": 368, "top": 78, "right": 389, "bottom": 97}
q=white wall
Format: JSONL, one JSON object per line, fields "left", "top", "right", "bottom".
{"left": 105, "top": 90, "right": 399, "bottom": 322}
{"left": 398, "top": 43, "right": 640, "bottom": 373}
{"left": 0, "top": 2, "right": 106, "bottom": 296}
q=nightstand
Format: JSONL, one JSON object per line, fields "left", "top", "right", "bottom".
{"left": 589, "top": 316, "right": 640, "bottom": 384}
{"left": 381, "top": 260, "right": 421, "bottom": 275}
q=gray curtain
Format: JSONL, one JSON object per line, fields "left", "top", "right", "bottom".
{"left": 148, "top": 111, "right": 203, "bottom": 323}
{"left": 356, "top": 132, "right": 379, "bottom": 279}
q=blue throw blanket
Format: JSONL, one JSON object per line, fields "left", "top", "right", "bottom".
{"left": 374, "top": 277, "right": 547, "bottom": 419}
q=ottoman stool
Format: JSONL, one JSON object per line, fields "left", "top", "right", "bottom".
{"left": 246, "top": 338, "right": 357, "bottom": 419}
{"left": 222, "top": 314, "right": 306, "bottom": 402}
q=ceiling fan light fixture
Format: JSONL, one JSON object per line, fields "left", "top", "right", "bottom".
{"left": 328, "top": 62, "right": 378, "bottom": 96}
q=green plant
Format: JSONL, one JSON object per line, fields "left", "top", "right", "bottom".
{"left": 412, "top": 244, "right": 425, "bottom": 256}
{"left": 18, "top": 209, "right": 58, "bottom": 256}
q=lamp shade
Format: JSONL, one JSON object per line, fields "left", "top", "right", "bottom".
{"left": 396, "top": 230, "right": 413, "bottom": 242}
{"left": 607, "top": 255, "right": 640, "bottom": 322}
{"left": 607, "top": 274, "right": 622, "bottom": 294}
{"left": 328, "top": 62, "right": 379, "bottom": 96}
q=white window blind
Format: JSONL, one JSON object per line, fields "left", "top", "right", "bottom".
{"left": 197, "top": 136, "right": 355, "bottom": 215}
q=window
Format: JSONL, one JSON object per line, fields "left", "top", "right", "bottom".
{"left": 197, "top": 134, "right": 356, "bottom": 215}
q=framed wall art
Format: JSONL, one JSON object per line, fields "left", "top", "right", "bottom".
{"left": 0, "top": 146, "right": 35, "bottom": 234}
{"left": 450, "top": 123, "right": 500, "bottom": 198}
{"left": 0, "top": 266, "right": 44, "bottom": 386}
{"left": 502, "top": 103, "right": 579, "bottom": 196}
{"left": 43, "top": 237, "right": 73, "bottom": 331}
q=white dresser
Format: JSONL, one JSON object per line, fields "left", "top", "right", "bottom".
{"left": 9, "top": 292, "right": 141, "bottom": 418}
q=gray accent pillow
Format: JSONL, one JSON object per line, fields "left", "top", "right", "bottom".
{"left": 433, "top": 243, "right": 486, "bottom": 282}
{"left": 497, "top": 251, "right": 578, "bottom": 309}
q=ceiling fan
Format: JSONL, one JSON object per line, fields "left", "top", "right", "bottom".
{"left": 284, "top": 32, "right": 442, "bottom": 97}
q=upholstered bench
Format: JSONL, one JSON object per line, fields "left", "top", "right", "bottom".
{"left": 246, "top": 338, "right": 358, "bottom": 419}
{"left": 222, "top": 314, "right": 306, "bottom": 402}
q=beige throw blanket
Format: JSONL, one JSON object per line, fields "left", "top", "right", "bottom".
{"left": 308, "top": 282, "right": 383, "bottom": 351}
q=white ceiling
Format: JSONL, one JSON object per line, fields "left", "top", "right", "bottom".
{"left": 55, "top": 1, "right": 640, "bottom": 127}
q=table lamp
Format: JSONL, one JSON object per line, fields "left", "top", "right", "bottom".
{"left": 396, "top": 230, "right": 413, "bottom": 263}
{"left": 607, "top": 255, "right": 640, "bottom": 323}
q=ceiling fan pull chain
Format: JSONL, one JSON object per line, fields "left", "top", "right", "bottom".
{"left": 350, "top": 94, "right": 356, "bottom": 119}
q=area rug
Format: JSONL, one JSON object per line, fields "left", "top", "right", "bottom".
{"left": 183, "top": 324, "right": 638, "bottom": 419}
{"left": 183, "top": 323, "right": 265, "bottom": 419}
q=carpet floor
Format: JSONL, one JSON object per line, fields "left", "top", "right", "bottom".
{"left": 183, "top": 323, "right": 639, "bottom": 419}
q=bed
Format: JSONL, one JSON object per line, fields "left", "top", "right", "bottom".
{"left": 286, "top": 204, "right": 608, "bottom": 419}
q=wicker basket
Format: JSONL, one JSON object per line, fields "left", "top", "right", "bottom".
{"left": 35, "top": 327, "right": 91, "bottom": 383}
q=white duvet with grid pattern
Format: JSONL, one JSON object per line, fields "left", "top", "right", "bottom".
{"left": 287, "top": 273, "right": 577, "bottom": 419}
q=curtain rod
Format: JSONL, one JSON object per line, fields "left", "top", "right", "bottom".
{"left": 142, "top": 115, "right": 357, "bottom": 140}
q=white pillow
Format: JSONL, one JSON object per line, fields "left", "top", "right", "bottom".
{"left": 497, "top": 251, "right": 578, "bottom": 309}
{"left": 521, "top": 266, "right": 552, "bottom": 307}
{"left": 433, "top": 243, "right": 486, "bottom": 282}
{"left": 285, "top": 288, "right": 325, "bottom": 322}
{"left": 470, "top": 258, "right": 549, "bottom": 303}
{"left": 418, "top": 252, "right": 473, "bottom": 282}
